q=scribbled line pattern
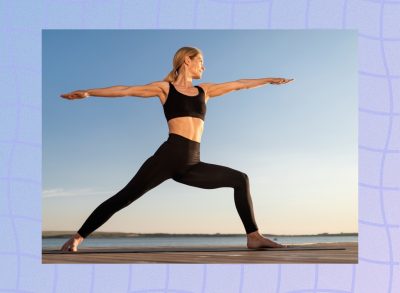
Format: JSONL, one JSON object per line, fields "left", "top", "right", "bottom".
{"left": 0, "top": 0, "right": 399, "bottom": 292}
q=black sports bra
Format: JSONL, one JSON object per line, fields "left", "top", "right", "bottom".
{"left": 163, "top": 82, "right": 207, "bottom": 122}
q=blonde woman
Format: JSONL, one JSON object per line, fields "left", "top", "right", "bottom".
{"left": 60, "top": 46, "right": 293, "bottom": 252}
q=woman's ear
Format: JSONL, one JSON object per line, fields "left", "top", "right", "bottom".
{"left": 184, "top": 56, "right": 191, "bottom": 66}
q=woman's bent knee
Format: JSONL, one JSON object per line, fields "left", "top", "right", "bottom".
{"left": 240, "top": 172, "right": 249, "bottom": 186}
{"left": 232, "top": 171, "right": 249, "bottom": 189}
{"left": 241, "top": 172, "right": 249, "bottom": 182}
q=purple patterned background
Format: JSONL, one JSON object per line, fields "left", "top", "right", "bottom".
{"left": 0, "top": 0, "right": 399, "bottom": 292}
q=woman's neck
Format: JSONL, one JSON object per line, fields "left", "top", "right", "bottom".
{"left": 173, "top": 73, "right": 194, "bottom": 88}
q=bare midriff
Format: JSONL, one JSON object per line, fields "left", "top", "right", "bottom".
{"left": 167, "top": 117, "right": 204, "bottom": 143}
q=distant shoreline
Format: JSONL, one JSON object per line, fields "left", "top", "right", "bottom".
{"left": 42, "top": 231, "right": 358, "bottom": 238}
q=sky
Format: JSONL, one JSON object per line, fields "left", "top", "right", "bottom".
{"left": 43, "top": 30, "right": 357, "bottom": 235}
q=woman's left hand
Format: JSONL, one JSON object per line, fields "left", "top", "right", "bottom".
{"left": 270, "top": 78, "right": 294, "bottom": 85}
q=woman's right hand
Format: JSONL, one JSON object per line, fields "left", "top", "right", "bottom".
{"left": 60, "top": 90, "right": 89, "bottom": 100}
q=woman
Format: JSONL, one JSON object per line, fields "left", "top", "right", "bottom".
{"left": 60, "top": 46, "right": 293, "bottom": 252}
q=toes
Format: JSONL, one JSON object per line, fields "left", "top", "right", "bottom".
{"left": 61, "top": 240, "right": 72, "bottom": 251}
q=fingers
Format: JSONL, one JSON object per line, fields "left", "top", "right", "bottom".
{"left": 271, "top": 78, "right": 294, "bottom": 85}
{"left": 60, "top": 94, "right": 78, "bottom": 100}
{"left": 60, "top": 91, "right": 86, "bottom": 100}
{"left": 60, "top": 93, "right": 74, "bottom": 100}
{"left": 281, "top": 78, "right": 294, "bottom": 84}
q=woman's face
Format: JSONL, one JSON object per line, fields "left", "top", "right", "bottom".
{"left": 186, "top": 54, "right": 205, "bottom": 79}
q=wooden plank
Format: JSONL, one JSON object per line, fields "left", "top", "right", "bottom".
{"left": 42, "top": 242, "right": 358, "bottom": 264}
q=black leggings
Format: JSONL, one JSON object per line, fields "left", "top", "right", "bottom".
{"left": 77, "top": 133, "right": 258, "bottom": 238}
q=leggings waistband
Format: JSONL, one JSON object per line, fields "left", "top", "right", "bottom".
{"left": 167, "top": 133, "right": 201, "bottom": 146}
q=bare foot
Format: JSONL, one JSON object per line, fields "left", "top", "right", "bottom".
{"left": 247, "top": 231, "right": 287, "bottom": 249}
{"left": 60, "top": 233, "right": 84, "bottom": 252}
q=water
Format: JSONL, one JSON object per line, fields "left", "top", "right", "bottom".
{"left": 43, "top": 235, "right": 357, "bottom": 249}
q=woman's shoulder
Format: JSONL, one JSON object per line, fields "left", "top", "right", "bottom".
{"left": 150, "top": 80, "right": 170, "bottom": 87}
{"left": 148, "top": 81, "right": 170, "bottom": 102}
{"left": 148, "top": 80, "right": 170, "bottom": 95}
{"left": 198, "top": 83, "right": 213, "bottom": 95}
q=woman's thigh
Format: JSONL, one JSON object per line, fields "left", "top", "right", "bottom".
{"left": 116, "top": 143, "right": 175, "bottom": 198}
{"left": 173, "top": 161, "right": 245, "bottom": 189}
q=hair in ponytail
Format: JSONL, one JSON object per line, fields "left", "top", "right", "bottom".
{"left": 163, "top": 47, "right": 202, "bottom": 82}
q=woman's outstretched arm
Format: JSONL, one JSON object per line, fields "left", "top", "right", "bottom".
{"left": 60, "top": 81, "right": 164, "bottom": 100}
{"left": 200, "top": 77, "right": 294, "bottom": 100}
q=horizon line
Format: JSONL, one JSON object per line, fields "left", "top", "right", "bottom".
{"left": 43, "top": 231, "right": 358, "bottom": 237}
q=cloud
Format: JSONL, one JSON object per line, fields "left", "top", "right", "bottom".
{"left": 43, "top": 188, "right": 114, "bottom": 198}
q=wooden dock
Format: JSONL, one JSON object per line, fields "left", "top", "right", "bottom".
{"left": 42, "top": 242, "right": 357, "bottom": 264}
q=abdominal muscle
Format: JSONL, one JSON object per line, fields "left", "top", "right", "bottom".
{"left": 167, "top": 117, "right": 204, "bottom": 143}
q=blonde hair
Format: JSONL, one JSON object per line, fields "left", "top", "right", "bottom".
{"left": 163, "top": 47, "right": 203, "bottom": 82}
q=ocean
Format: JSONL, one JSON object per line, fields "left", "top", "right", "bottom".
{"left": 43, "top": 235, "right": 358, "bottom": 249}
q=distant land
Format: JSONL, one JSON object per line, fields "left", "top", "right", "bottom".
{"left": 42, "top": 231, "right": 358, "bottom": 238}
